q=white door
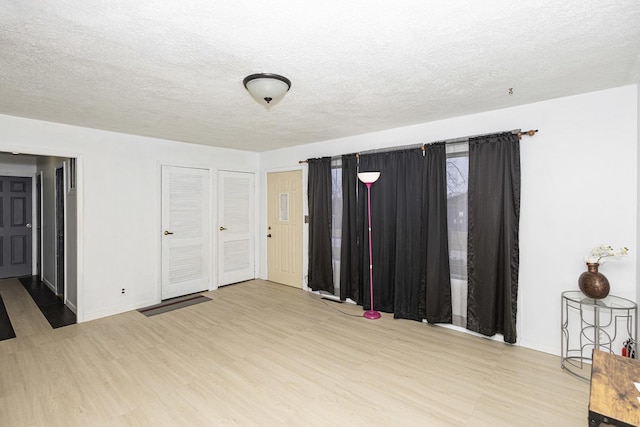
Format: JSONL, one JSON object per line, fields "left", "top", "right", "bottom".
{"left": 161, "top": 166, "right": 210, "bottom": 299}
{"left": 218, "top": 171, "right": 255, "bottom": 286}
{"left": 267, "top": 170, "right": 303, "bottom": 288}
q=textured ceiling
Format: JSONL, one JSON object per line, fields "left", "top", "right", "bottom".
{"left": 1, "top": 1, "right": 639, "bottom": 152}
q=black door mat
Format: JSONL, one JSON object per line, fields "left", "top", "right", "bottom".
{"left": 138, "top": 294, "right": 211, "bottom": 317}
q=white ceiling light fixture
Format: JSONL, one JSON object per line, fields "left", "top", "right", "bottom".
{"left": 243, "top": 73, "right": 291, "bottom": 107}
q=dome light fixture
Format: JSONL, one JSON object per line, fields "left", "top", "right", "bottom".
{"left": 243, "top": 73, "right": 291, "bottom": 107}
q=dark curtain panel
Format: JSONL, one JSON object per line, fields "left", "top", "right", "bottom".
{"left": 359, "top": 149, "right": 424, "bottom": 320}
{"left": 339, "top": 154, "right": 360, "bottom": 302}
{"left": 420, "top": 143, "right": 453, "bottom": 324}
{"left": 307, "top": 157, "right": 334, "bottom": 293}
{"left": 467, "top": 133, "right": 521, "bottom": 343}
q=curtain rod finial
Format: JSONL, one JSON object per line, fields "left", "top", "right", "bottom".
{"left": 517, "top": 129, "right": 538, "bottom": 140}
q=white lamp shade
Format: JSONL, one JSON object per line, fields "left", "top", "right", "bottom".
{"left": 358, "top": 172, "right": 381, "bottom": 184}
{"left": 244, "top": 74, "right": 291, "bottom": 107}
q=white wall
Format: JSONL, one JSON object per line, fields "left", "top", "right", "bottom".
{"left": 259, "top": 84, "right": 639, "bottom": 356}
{"left": 0, "top": 114, "right": 259, "bottom": 322}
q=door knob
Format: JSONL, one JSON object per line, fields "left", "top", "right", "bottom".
{"left": 164, "top": 230, "right": 174, "bottom": 235}
{"left": 26, "top": 223, "right": 32, "bottom": 228}
{"left": 219, "top": 226, "right": 227, "bottom": 231}
{"left": 267, "top": 234, "right": 272, "bottom": 238}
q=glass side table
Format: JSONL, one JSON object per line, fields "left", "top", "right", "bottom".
{"left": 561, "top": 290, "right": 637, "bottom": 381}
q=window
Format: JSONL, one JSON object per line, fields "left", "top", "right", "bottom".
{"left": 279, "top": 193, "right": 289, "bottom": 221}
{"left": 446, "top": 143, "right": 468, "bottom": 327}
{"left": 330, "top": 158, "right": 343, "bottom": 296}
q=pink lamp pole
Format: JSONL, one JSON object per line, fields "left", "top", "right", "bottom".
{"left": 358, "top": 171, "right": 381, "bottom": 320}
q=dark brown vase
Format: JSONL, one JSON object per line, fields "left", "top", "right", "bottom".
{"left": 578, "top": 263, "right": 610, "bottom": 299}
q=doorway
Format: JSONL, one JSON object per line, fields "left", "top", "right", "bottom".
{"left": 266, "top": 170, "right": 303, "bottom": 288}
{"left": 0, "top": 153, "right": 78, "bottom": 322}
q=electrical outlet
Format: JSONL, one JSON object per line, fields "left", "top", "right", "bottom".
{"left": 121, "top": 288, "right": 126, "bottom": 294}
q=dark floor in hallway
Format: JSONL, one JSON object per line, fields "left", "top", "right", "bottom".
{"left": 18, "top": 275, "right": 76, "bottom": 329}
{"left": 0, "top": 295, "right": 16, "bottom": 341}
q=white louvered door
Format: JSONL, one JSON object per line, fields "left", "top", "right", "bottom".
{"left": 161, "top": 166, "right": 210, "bottom": 299}
{"left": 218, "top": 171, "right": 255, "bottom": 286}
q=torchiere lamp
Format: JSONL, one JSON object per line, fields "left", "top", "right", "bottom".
{"left": 358, "top": 171, "right": 381, "bottom": 320}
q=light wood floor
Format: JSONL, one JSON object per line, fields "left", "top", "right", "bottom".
{"left": 0, "top": 278, "right": 589, "bottom": 426}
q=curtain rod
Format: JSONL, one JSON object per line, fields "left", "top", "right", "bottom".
{"left": 415, "top": 128, "right": 537, "bottom": 151}
{"left": 298, "top": 129, "right": 538, "bottom": 163}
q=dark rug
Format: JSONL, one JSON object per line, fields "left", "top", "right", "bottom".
{"left": 0, "top": 295, "right": 16, "bottom": 341}
{"left": 18, "top": 276, "right": 76, "bottom": 329}
{"left": 138, "top": 294, "right": 211, "bottom": 317}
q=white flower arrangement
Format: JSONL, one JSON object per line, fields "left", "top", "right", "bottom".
{"left": 584, "top": 245, "right": 629, "bottom": 265}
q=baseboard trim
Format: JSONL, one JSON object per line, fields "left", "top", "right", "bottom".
{"left": 83, "top": 297, "right": 160, "bottom": 322}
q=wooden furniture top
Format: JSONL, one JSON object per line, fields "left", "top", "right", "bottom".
{"left": 590, "top": 350, "right": 640, "bottom": 425}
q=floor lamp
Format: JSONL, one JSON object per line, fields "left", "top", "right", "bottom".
{"left": 358, "top": 171, "right": 381, "bottom": 320}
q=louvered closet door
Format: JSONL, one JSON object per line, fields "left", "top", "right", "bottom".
{"left": 218, "top": 171, "right": 255, "bottom": 286}
{"left": 161, "top": 166, "right": 210, "bottom": 299}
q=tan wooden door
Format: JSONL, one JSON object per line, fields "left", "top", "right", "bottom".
{"left": 267, "top": 170, "right": 302, "bottom": 288}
